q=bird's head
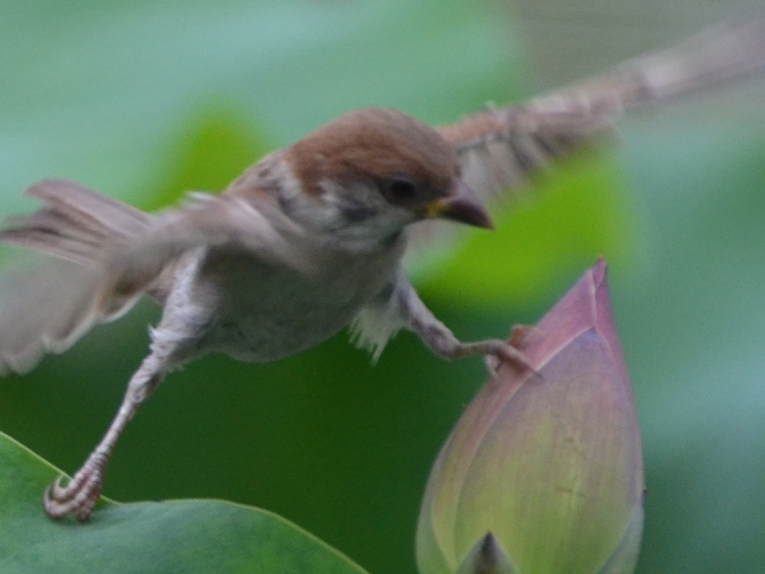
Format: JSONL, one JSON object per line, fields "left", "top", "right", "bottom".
{"left": 280, "top": 107, "right": 492, "bottom": 246}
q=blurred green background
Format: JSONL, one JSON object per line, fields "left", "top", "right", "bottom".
{"left": 1, "top": 1, "right": 764, "bottom": 573}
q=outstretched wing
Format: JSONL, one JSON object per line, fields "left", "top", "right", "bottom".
{"left": 0, "top": 179, "right": 152, "bottom": 265}
{"left": 0, "top": 182, "right": 312, "bottom": 374}
{"left": 437, "top": 19, "right": 765, "bottom": 207}
{"left": 102, "top": 191, "right": 316, "bottom": 302}
{"left": 0, "top": 259, "right": 104, "bottom": 374}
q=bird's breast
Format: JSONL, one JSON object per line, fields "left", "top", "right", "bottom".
{"left": 191, "top": 241, "right": 403, "bottom": 362}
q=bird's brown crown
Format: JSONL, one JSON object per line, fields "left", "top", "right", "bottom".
{"left": 287, "top": 107, "right": 459, "bottom": 200}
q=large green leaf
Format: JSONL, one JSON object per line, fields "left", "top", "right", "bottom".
{"left": 0, "top": 431, "right": 368, "bottom": 574}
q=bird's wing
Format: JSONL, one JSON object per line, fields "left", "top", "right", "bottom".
{"left": 0, "top": 179, "right": 152, "bottom": 265}
{"left": 0, "top": 259, "right": 105, "bottom": 375}
{"left": 0, "top": 186, "right": 312, "bottom": 374}
{"left": 105, "top": 191, "right": 317, "bottom": 300}
{"left": 437, "top": 18, "right": 765, "bottom": 207}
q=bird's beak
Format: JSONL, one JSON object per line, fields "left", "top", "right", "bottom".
{"left": 423, "top": 181, "right": 493, "bottom": 229}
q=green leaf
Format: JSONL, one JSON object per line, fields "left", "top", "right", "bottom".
{"left": 0, "top": 431, "right": 369, "bottom": 574}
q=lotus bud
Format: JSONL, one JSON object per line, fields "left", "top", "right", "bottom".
{"left": 417, "top": 259, "right": 644, "bottom": 574}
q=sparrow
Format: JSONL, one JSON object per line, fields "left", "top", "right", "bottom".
{"left": 0, "top": 19, "right": 763, "bottom": 522}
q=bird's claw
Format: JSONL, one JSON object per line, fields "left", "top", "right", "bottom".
{"left": 43, "top": 467, "right": 104, "bottom": 522}
{"left": 483, "top": 325, "right": 540, "bottom": 376}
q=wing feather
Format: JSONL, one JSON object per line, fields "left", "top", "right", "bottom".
{"left": 437, "top": 19, "right": 765, "bottom": 206}
{"left": 0, "top": 185, "right": 312, "bottom": 374}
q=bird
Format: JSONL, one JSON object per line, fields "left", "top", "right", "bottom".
{"left": 0, "top": 19, "right": 763, "bottom": 522}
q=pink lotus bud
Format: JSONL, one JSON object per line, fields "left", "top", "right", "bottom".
{"left": 417, "top": 260, "right": 644, "bottom": 574}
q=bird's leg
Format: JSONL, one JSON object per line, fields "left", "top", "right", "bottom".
{"left": 418, "top": 324, "right": 533, "bottom": 374}
{"left": 43, "top": 353, "right": 166, "bottom": 522}
{"left": 396, "top": 280, "right": 533, "bottom": 373}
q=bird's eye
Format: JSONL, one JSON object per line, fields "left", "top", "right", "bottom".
{"left": 383, "top": 175, "right": 419, "bottom": 204}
